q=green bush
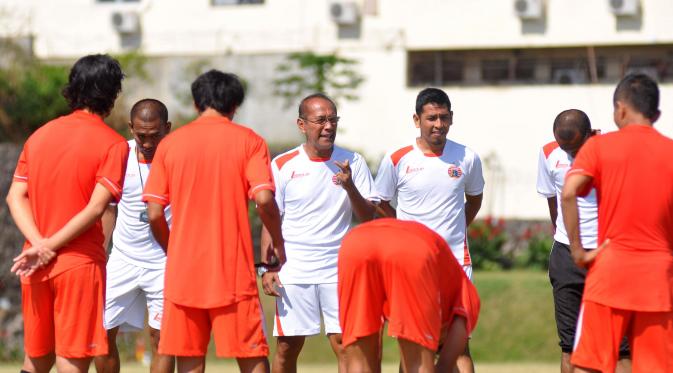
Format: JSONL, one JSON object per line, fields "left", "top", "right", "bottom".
{"left": 468, "top": 216, "right": 512, "bottom": 270}
{"left": 0, "top": 64, "right": 70, "bottom": 142}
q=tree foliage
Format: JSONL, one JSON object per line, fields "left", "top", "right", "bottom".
{"left": 273, "top": 52, "right": 364, "bottom": 107}
{"left": 0, "top": 50, "right": 70, "bottom": 143}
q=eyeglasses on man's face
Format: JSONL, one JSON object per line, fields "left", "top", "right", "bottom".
{"left": 299, "top": 116, "right": 340, "bottom": 125}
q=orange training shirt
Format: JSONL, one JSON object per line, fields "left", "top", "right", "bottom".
{"left": 142, "top": 115, "right": 274, "bottom": 308}
{"left": 569, "top": 124, "right": 673, "bottom": 311}
{"left": 13, "top": 110, "right": 129, "bottom": 284}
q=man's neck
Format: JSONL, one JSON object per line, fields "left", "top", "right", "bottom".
{"left": 416, "top": 137, "right": 445, "bottom": 155}
{"left": 199, "top": 108, "right": 233, "bottom": 120}
{"left": 303, "top": 143, "right": 333, "bottom": 160}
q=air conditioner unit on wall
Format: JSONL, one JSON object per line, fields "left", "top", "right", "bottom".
{"left": 609, "top": 0, "right": 639, "bottom": 16}
{"left": 111, "top": 12, "right": 140, "bottom": 34}
{"left": 514, "top": 0, "right": 543, "bottom": 20}
{"left": 330, "top": 2, "right": 360, "bottom": 25}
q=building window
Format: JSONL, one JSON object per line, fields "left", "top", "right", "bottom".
{"left": 408, "top": 45, "right": 673, "bottom": 87}
{"left": 481, "top": 59, "right": 510, "bottom": 83}
{"left": 212, "top": 0, "right": 264, "bottom": 5}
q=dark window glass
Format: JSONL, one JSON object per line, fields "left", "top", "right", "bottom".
{"left": 515, "top": 58, "right": 536, "bottom": 81}
{"left": 481, "top": 59, "right": 509, "bottom": 82}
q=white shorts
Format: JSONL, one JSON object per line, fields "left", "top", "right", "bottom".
{"left": 273, "top": 283, "right": 341, "bottom": 337}
{"left": 104, "top": 253, "right": 165, "bottom": 331}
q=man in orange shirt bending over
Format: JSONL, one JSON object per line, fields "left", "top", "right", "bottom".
{"left": 7, "top": 54, "right": 128, "bottom": 373}
{"left": 562, "top": 73, "right": 673, "bottom": 373}
{"left": 143, "top": 70, "right": 285, "bottom": 373}
{"left": 338, "top": 218, "right": 480, "bottom": 373}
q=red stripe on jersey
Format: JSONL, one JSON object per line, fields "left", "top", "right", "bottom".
{"left": 390, "top": 145, "right": 414, "bottom": 167}
{"left": 275, "top": 150, "right": 300, "bottom": 170}
{"left": 275, "top": 303, "right": 285, "bottom": 336}
{"left": 463, "top": 237, "right": 471, "bottom": 265}
{"left": 543, "top": 141, "right": 559, "bottom": 159}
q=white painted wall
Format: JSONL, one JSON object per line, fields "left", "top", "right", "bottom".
{"left": 2, "top": 0, "right": 672, "bottom": 218}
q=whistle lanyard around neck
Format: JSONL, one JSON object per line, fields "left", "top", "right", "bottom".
{"left": 136, "top": 146, "right": 146, "bottom": 190}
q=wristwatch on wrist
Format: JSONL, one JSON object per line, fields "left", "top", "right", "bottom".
{"left": 257, "top": 265, "right": 270, "bottom": 277}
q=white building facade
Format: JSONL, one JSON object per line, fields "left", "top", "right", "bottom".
{"left": 2, "top": 0, "right": 673, "bottom": 218}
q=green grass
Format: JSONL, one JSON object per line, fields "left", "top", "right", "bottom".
{"left": 2, "top": 270, "right": 559, "bottom": 368}
{"left": 0, "top": 362, "right": 559, "bottom": 373}
{"left": 255, "top": 270, "right": 559, "bottom": 364}
{"left": 470, "top": 271, "right": 557, "bottom": 362}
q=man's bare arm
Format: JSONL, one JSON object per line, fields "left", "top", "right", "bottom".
{"left": 101, "top": 205, "right": 117, "bottom": 253}
{"left": 147, "top": 202, "right": 169, "bottom": 253}
{"left": 465, "top": 193, "right": 483, "bottom": 227}
{"left": 255, "top": 189, "right": 285, "bottom": 264}
{"left": 547, "top": 196, "right": 558, "bottom": 230}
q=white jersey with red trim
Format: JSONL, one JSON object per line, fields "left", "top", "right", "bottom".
{"left": 272, "top": 144, "right": 376, "bottom": 284}
{"left": 536, "top": 141, "right": 597, "bottom": 248}
{"left": 375, "top": 140, "right": 485, "bottom": 265}
{"left": 111, "top": 140, "right": 171, "bottom": 269}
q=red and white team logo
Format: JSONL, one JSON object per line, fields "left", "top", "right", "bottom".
{"left": 447, "top": 165, "right": 463, "bottom": 178}
{"left": 332, "top": 174, "right": 342, "bottom": 185}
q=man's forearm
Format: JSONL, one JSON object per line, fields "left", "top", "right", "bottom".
{"left": 46, "top": 184, "right": 113, "bottom": 251}
{"left": 102, "top": 205, "right": 117, "bottom": 251}
{"left": 547, "top": 197, "right": 558, "bottom": 230}
{"left": 147, "top": 202, "right": 169, "bottom": 252}
{"left": 257, "top": 202, "right": 284, "bottom": 248}
{"left": 344, "top": 185, "right": 375, "bottom": 222}
{"left": 464, "top": 194, "right": 483, "bottom": 227}
{"left": 561, "top": 192, "right": 582, "bottom": 249}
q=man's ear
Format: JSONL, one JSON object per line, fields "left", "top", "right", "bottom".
{"left": 127, "top": 120, "right": 134, "bottom": 134}
{"left": 165, "top": 121, "right": 172, "bottom": 133}
{"left": 297, "top": 118, "right": 307, "bottom": 134}
{"left": 413, "top": 113, "right": 420, "bottom": 129}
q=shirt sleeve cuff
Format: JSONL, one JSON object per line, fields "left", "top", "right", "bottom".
{"left": 248, "top": 183, "right": 275, "bottom": 199}
{"left": 142, "top": 193, "right": 170, "bottom": 206}
{"left": 13, "top": 174, "right": 28, "bottom": 182}
{"left": 97, "top": 177, "right": 122, "bottom": 202}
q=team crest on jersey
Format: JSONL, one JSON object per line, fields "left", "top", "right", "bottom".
{"left": 447, "top": 165, "right": 463, "bottom": 178}
{"left": 332, "top": 174, "right": 342, "bottom": 185}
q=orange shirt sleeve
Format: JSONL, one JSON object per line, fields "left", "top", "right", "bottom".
{"left": 96, "top": 141, "right": 129, "bottom": 203}
{"left": 142, "top": 144, "right": 170, "bottom": 206}
{"left": 13, "top": 147, "right": 29, "bottom": 183}
{"left": 245, "top": 134, "right": 275, "bottom": 199}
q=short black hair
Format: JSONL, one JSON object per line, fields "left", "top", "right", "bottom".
{"left": 415, "top": 88, "right": 451, "bottom": 115}
{"left": 553, "top": 109, "right": 591, "bottom": 141}
{"left": 62, "top": 54, "right": 124, "bottom": 116}
{"left": 613, "top": 73, "right": 660, "bottom": 120}
{"left": 191, "top": 70, "right": 244, "bottom": 115}
{"left": 130, "top": 98, "right": 168, "bottom": 123}
{"left": 298, "top": 93, "right": 337, "bottom": 118}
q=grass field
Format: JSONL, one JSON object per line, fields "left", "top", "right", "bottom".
{"left": 0, "top": 362, "right": 559, "bottom": 373}
{"left": 0, "top": 270, "right": 560, "bottom": 371}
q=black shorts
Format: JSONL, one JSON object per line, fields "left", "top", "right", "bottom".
{"left": 548, "top": 241, "right": 630, "bottom": 356}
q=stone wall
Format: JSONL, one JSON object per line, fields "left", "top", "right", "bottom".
{"left": 0, "top": 143, "right": 24, "bottom": 359}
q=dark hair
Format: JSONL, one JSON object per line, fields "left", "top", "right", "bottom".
{"left": 415, "top": 88, "right": 451, "bottom": 115}
{"left": 298, "top": 93, "right": 337, "bottom": 118}
{"left": 553, "top": 109, "right": 591, "bottom": 140}
{"left": 191, "top": 70, "right": 244, "bottom": 115}
{"left": 62, "top": 54, "right": 124, "bottom": 116}
{"left": 613, "top": 73, "right": 660, "bottom": 120}
{"left": 130, "top": 98, "right": 168, "bottom": 123}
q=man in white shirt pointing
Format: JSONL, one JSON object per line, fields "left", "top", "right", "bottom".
{"left": 260, "top": 93, "right": 377, "bottom": 373}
